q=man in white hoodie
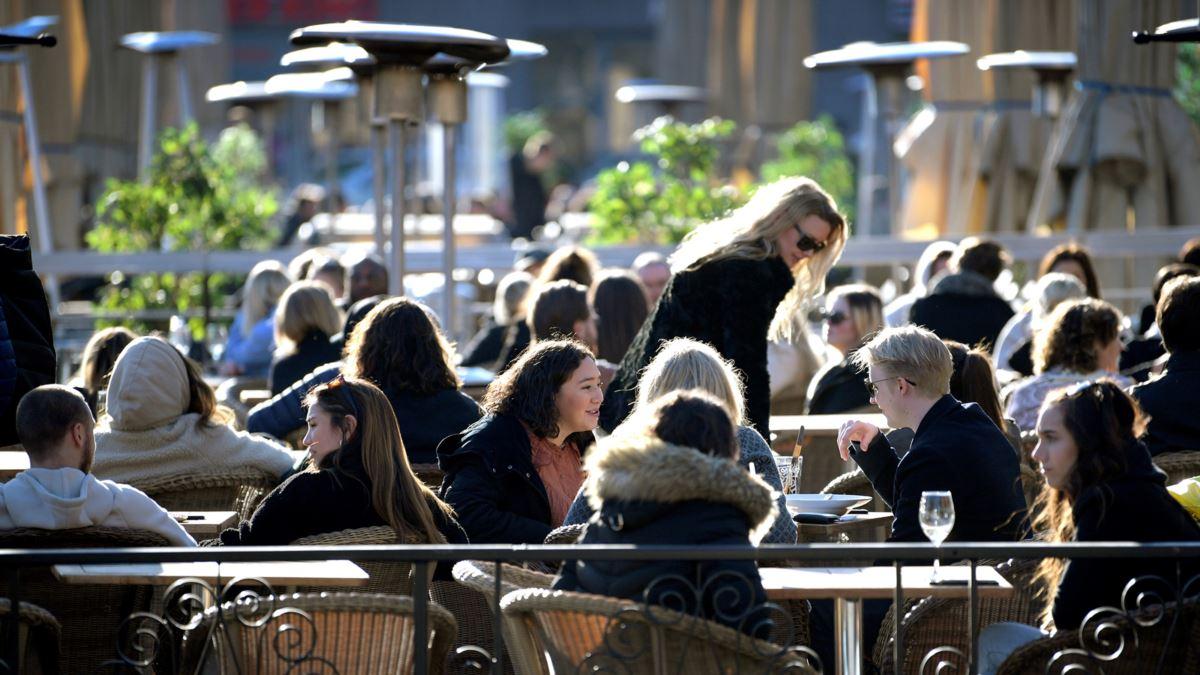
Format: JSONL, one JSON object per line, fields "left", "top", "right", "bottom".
{"left": 1, "top": 385, "right": 195, "bottom": 546}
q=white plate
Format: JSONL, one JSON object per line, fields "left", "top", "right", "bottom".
{"left": 784, "top": 494, "right": 871, "bottom": 516}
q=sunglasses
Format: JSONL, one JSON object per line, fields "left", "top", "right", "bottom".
{"left": 793, "top": 224, "right": 828, "bottom": 253}
{"left": 864, "top": 376, "right": 908, "bottom": 396}
{"left": 824, "top": 311, "right": 848, "bottom": 325}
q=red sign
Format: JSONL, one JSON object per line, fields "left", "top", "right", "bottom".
{"left": 228, "top": 0, "right": 377, "bottom": 24}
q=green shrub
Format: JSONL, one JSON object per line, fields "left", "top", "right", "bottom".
{"left": 760, "top": 115, "right": 856, "bottom": 224}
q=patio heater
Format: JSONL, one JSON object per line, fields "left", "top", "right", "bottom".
{"left": 614, "top": 82, "right": 707, "bottom": 125}
{"left": 205, "top": 80, "right": 284, "bottom": 183}
{"left": 977, "top": 51, "right": 1078, "bottom": 119}
{"left": 0, "top": 16, "right": 59, "bottom": 308}
{"left": 804, "top": 41, "right": 969, "bottom": 237}
{"left": 289, "top": 22, "right": 510, "bottom": 299}
{"left": 423, "top": 39, "right": 543, "bottom": 338}
{"left": 1132, "top": 9, "right": 1200, "bottom": 44}
{"left": 119, "top": 31, "right": 220, "bottom": 180}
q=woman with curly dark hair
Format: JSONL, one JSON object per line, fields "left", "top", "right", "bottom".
{"left": 1002, "top": 298, "right": 1132, "bottom": 431}
{"left": 437, "top": 339, "right": 601, "bottom": 543}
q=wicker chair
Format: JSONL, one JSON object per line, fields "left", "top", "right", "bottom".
{"left": 291, "top": 527, "right": 424, "bottom": 596}
{"left": 0, "top": 527, "right": 169, "bottom": 674}
{"left": 411, "top": 463, "right": 445, "bottom": 489}
{"left": 0, "top": 599, "right": 61, "bottom": 675}
{"left": 1153, "top": 451, "right": 1200, "bottom": 485}
{"left": 995, "top": 598, "right": 1200, "bottom": 674}
{"left": 199, "top": 592, "right": 457, "bottom": 675}
{"left": 132, "top": 468, "right": 279, "bottom": 520}
{"left": 544, "top": 523, "right": 586, "bottom": 546}
{"left": 501, "top": 588, "right": 817, "bottom": 675}
{"left": 453, "top": 560, "right": 556, "bottom": 675}
{"left": 820, "top": 469, "right": 883, "bottom": 510}
{"left": 872, "top": 559, "right": 1045, "bottom": 674}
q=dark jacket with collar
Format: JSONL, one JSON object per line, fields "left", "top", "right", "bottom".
{"left": 219, "top": 443, "right": 468, "bottom": 577}
{"left": 852, "top": 395, "right": 1027, "bottom": 543}
{"left": 438, "top": 413, "right": 595, "bottom": 544}
{"left": 806, "top": 356, "right": 872, "bottom": 414}
{"left": 268, "top": 330, "right": 341, "bottom": 395}
{"left": 1130, "top": 351, "right": 1200, "bottom": 456}
{"left": 909, "top": 271, "right": 1014, "bottom": 353}
{"left": 553, "top": 434, "right": 776, "bottom": 638}
{"left": 0, "top": 235, "right": 55, "bottom": 446}
{"left": 1052, "top": 441, "right": 1200, "bottom": 631}
{"left": 600, "top": 255, "right": 794, "bottom": 439}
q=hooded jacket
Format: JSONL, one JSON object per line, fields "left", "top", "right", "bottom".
{"left": 1052, "top": 441, "right": 1200, "bottom": 631}
{"left": 909, "top": 270, "right": 1015, "bottom": 353}
{"left": 0, "top": 467, "right": 195, "bottom": 546}
{"left": 553, "top": 433, "right": 777, "bottom": 637}
{"left": 93, "top": 337, "right": 294, "bottom": 485}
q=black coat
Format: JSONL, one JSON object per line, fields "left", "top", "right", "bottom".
{"left": 909, "top": 272, "right": 1014, "bottom": 353}
{"left": 219, "top": 445, "right": 468, "bottom": 577}
{"left": 806, "top": 357, "right": 872, "bottom": 414}
{"left": 1130, "top": 352, "right": 1200, "bottom": 456}
{"left": 268, "top": 330, "right": 341, "bottom": 395}
{"left": 600, "top": 255, "right": 794, "bottom": 439}
{"left": 438, "top": 413, "right": 594, "bottom": 544}
{"left": 1052, "top": 442, "right": 1200, "bottom": 630}
{"left": 0, "top": 235, "right": 55, "bottom": 446}
{"left": 852, "top": 395, "right": 1028, "bottom": 543}
{"left": 553, "top": 436, "right": 776, "bottom": 638}
{"left": 387, "top": 388, "right": 482, "bottom": 465}
{"left": 461, "top": 320, "right": 508, "bottom": 368}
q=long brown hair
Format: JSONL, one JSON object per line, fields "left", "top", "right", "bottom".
{"left": 1038, "top": 243, "right": 1101, "bottom": 299}
{"left": 1029, "top": 380, "right": 1147, "bottom": 627}
{"left": 176, "top": 345, "right": 234, "bottom": 429}
{"left": 944, "top": 340, "right": 1004, "bottom": 429}
{"left": 304, "top": 377, "right": 454, "bottom": 544}
{"left": 589, "top": 270, "right": 649, "bottom": 363}
{"left": 80, "top": 327, "right": 137, "bottom": 393}
{"left": 344, "top": 297, "right": 460, "bottom": 396}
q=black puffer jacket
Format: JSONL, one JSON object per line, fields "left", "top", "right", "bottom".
{"left": 553, "top": 434, "right": 777, "bottom": 638}
{"left": 1052, "top": 441, "right": 1200, "bottom": 630}
{"left": 909, "top": 271, "right": 1014, "bottom": 353}
{"left": 600, "top": 255, "right": 794, "bottom": 439}
{"left": 438, "top": 413, "right": 594, "bottom": 544}
{"left": 0, "top": 235, "right": 55, "bottom": 446}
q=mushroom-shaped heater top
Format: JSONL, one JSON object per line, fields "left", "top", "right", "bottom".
{"left": 615, "top": 83, "right": 706, "bottom": 103}
{"left": 976, "top": 50, "right": 1077, "bottom": 72}
{"left": 264, "top": 72, "right": 358, "bottom": 100}
{"left": 120, "top": 30, "right": 219, "bottom": 54}
{"left": 1133, "top": 17, "right": 1199, "bottom": 44}
{"left": 289, "top": 21, "right": 508, "bottom": 65}
{"left": 206, "top": 80, "right": 276, "bottom": 104}
{"left": 0, "top": 15, "right": 57, "bottom": 49}
{"left": 804, "top": 40, "right": 969, "bottom": 69}
{"left": 281, "top": 42, "right": 370, "bottom": 69}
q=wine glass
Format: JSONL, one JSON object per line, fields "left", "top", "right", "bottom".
{"left": 919, "top": 491, "right": 955, "bottom": 583}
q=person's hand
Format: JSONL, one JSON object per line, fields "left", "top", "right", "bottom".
{"left": 837, "top": 420, "right": 880, "bottom": 461}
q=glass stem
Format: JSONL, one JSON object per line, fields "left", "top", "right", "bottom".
{"left": 933, "top": 548, "right": 941, "bottom": 582}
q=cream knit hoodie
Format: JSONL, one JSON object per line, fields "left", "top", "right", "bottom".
{"left": 92, "top": 337, "right": 295, "bottom": 485}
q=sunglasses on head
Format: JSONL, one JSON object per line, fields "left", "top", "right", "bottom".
{"left": 793, "top": 224, "right": 828, "bottom": 253}
{"left": 326, "top": 375, "right": 360, "bottom": 420}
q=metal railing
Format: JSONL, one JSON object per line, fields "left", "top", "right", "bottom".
{"left": 0, "top": 541, "right": 1197, "bottom": 675}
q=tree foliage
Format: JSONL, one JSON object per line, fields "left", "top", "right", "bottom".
{"left": 759, "top": 115, "right": 856, "bottom": 224}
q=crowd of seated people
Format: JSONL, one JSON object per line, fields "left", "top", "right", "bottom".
{"left": 4, "top": 217, "right": 1200, "bottom": 675}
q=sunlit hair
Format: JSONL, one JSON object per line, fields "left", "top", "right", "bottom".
{"left": 951, "top": 237, "right": 1010, "bottom": 282}
{"left": 913, "top": 241, "right": 956, "bottom": 292}
{"left": 826, "top": 284, "right": 884, "bottom": 347}
{"left": 851, "top": 326, "right": 953, "bottom": 398}
{"left": 1029, "top": 380, "right": 1147, "bottom": 627}
{"left": 345, "top": 297, "right": 460, "bottom": 396}
{"left": 494, "top": 271, "right": 533, "bottom": 324}
{"left": 80, "top": 327, "right": 137, "bottom": 393}
{"left": 288, "top": 246, "right": 339, "bottom": 282}
{"left": 241, "top": 260, "right": 290, "bottom": 337}
{"left": 646, "top": 390, "right": 738, "bottom": 460}
{"left": 527, "top": 280, "right": 589, "bottom": 342}
{"left": 634, "top": 338, "right": 746, "bottom": 427}
{"left": 1030, "top": 273, "right": 1087, "bottom": 331}
{"left": 668, "top": 176, "right": 847, "bottom": 342}
{"left": 274, "top": 281, "right": 343, "bottom": 357}
{"left": 1038, "top": 243, "right": 1101, "bottom": 299}
{"left": 944, "top": 340, "right": 1004, "bottom": 429}
{"left": 482, "top": 339, "right": 595, "bottom": 447}
{"left": 304, "top": 377, "right": 453, "bottom": 544}
{"left": 589, "top": 269, "right": 649, "bottom": 364}
{"left": 1033, "top": 298, "right": 1121, "bottom": 375}
{"left": 536, "top": 246, "right": 600, "bottom": 289}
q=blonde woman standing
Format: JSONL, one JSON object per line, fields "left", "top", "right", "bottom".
{"left": 599, "top": 177, "right": 847, "bottom": 438}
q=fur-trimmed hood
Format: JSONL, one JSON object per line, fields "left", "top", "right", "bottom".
{"left": 584, "top": 433, "right": 779, "bottom": 544}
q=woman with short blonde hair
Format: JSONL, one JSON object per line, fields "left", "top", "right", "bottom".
{"left": 222, "top": 260, "right": 290, "bottom": 378}
{"left": 601, "top": 176, "right": 847, "bottom": 439}
{"left": 268, "top": 281, "right": 343, "bottom": 394}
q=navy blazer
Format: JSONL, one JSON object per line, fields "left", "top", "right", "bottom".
{"left": 1130, "top": 351, "right": 1200, "bottom": 456}
{"left": 852, "top": 395, "right": 1028, "bottom": 543}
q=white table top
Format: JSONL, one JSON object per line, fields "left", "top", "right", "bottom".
{"left": 761, "top": 565, "right": 1012, "bottom": 600}
{"left": 770, "top": 414, "right": 890, "bottom": 437}
{"left": 53, "top": 559, "right": 369, "bottom": 587}
{"left": 171, "top": 511, "right": 238, "bottom": 537}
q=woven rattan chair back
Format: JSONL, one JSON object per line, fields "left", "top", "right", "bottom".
{"left": 291, "top": 527, "right": 423, "bottom": 596}
{"left": 204, "top": 591, "right": 456, "bottom": 675}
{"left": 133, "top": 468, "right": 278, "bottom": 520}
{"left": 1153, "top": 451, "right": 1200, "bottom": 486}
{"left": 501, "top": 588, "right": 814, "bottom": 675}
{"left": 0, "top": 598, "right": 61, "bottom": 675}
{"left": 452, "top": 560, "right": 556, "bottom": 675}
{"left": 996, "top": 597, "right": 1200, "bottom": 675}
{"left": 873, "top": 558, "right": 1045, "bottom": 674}
{"left": 0, "top": 527, "right": 169, "bottom": 674}
{"left": 820, "top": 469, "right": 885, "bottom": 512}
{"left": 410, "top": 463, "right": 445, "bottom": 490}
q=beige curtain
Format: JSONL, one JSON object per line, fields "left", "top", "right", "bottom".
{"left": 895, "top": 0, "right": 993, "bottom": 238}
{"left": 977, "top": 0, "right": 1076, "bottom": 233}
{"left": 1027, "top": 0, "right": 1200, "bottom": 233}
